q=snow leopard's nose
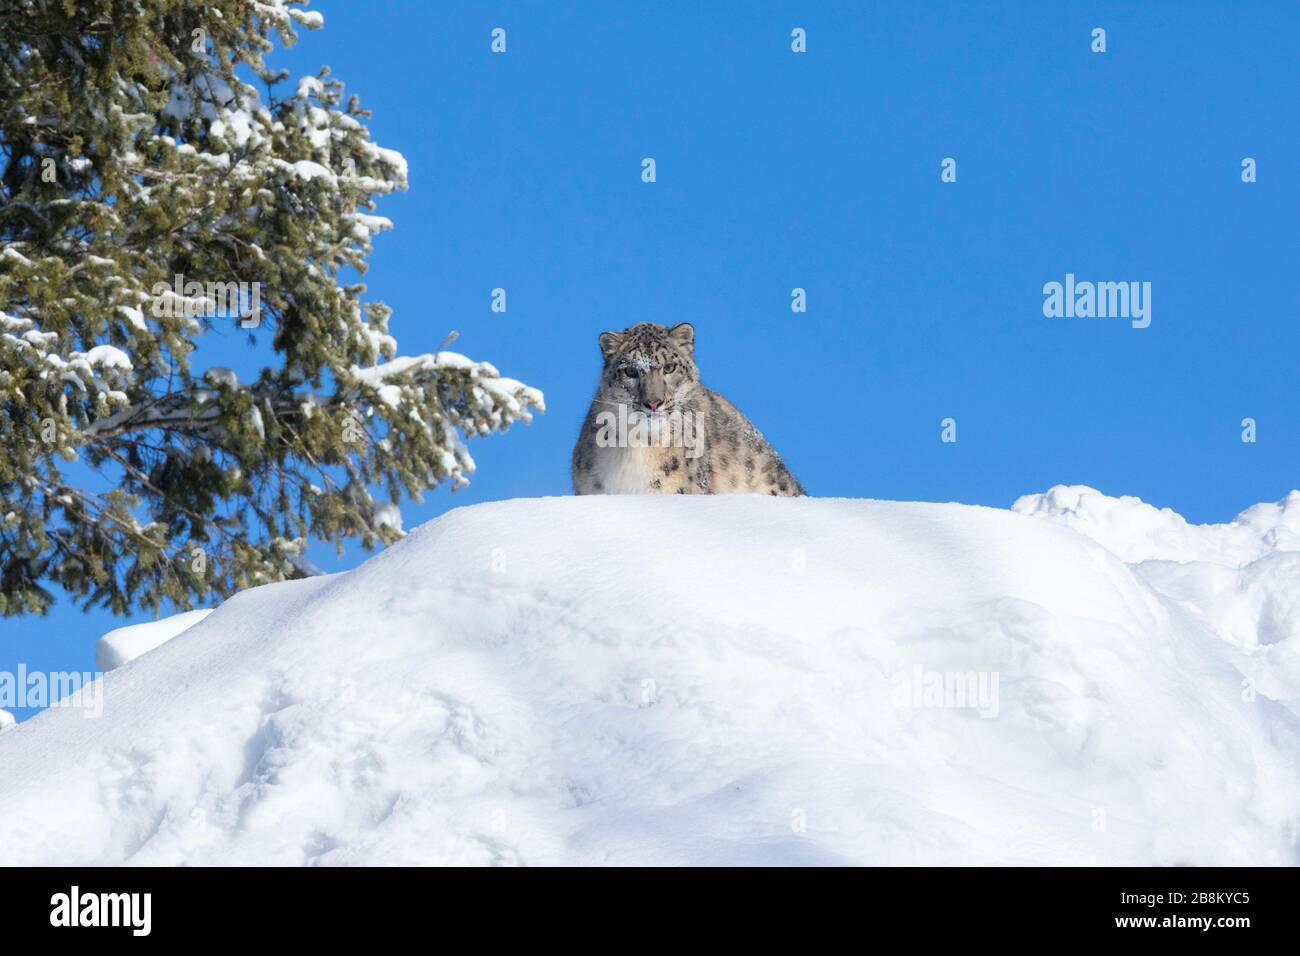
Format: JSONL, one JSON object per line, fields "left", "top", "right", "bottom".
{"left": 643, "top": 400, "right": 661, "bottom": 411}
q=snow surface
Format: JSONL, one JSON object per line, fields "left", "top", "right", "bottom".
{"left": 95, "top": 609, "right": 214, "bottom": 673}
{"left": 1014, "top": 484, "right": 1300, "bottom": 565}
{"left": 1, "top": 489, "right": 1299, "bottom": 865}
{"left": 1016, "top": 485, "right": 1300, "bottom": 708}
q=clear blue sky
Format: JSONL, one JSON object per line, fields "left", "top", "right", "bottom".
{"left": 4, "top": 1, "right": 1297, "bottom": 719}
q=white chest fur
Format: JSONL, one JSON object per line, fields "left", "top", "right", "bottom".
{"left": 590, "top": 444, "right": 674, "bottom": 494}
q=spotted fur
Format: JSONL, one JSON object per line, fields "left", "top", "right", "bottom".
{"left": 571, "top": 322, "right": 805, "bottom": 496}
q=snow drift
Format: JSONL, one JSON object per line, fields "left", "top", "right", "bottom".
{"left": 1015, "top": 485, "right": 1300, "bottom": 705}
{"left": 96, "top": 608, "right": 213, "bottom": 672}
{"left": 1, "top": 489, "right": 1298, "bottom": 866}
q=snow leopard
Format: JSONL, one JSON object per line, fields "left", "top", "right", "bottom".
{"left": 571, "top": 322, "right": 805, "bottom": 496}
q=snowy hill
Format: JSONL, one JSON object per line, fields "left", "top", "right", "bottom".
{"left": 2, "top": 490, "right": 1299, "bottom": 866}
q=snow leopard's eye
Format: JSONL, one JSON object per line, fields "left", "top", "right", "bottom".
{"left": 663, "top": 362, "right": 677, "bottom": 374}
{"left": 620, "top": 365, "right": 638, "bottom": 378}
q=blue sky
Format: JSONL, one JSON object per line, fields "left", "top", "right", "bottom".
{"left": 4, "top": 1, "right": 1297, "bottom": 719}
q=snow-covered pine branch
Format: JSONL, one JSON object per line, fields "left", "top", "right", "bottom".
{"left": 0, "top": 0, "right": 543, "bottom": 617}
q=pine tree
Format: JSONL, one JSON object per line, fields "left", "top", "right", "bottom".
{"left": 0, "top": 1, "right": 543, "bottom": 617}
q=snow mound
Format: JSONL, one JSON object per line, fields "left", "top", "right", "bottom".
{"left": 95, "top": 609, "right": 214, "bottom": 672}
{"left": 0, "top": 710, "right": 13, "bottom": 734}
{"left": 1013, "top": 484, "right": 1300, "bottom": 565}
{"left": 1018, "top": 485, "right": 1300, "bottom": 708}
{"left": 2, "top": 494, "right": 1299, "bottom": 866}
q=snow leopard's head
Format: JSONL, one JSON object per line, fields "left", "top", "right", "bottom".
{"left": 596, "top": 322, "right": 698, "bottom": 414}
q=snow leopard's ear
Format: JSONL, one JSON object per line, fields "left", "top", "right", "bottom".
{"left": 598, "top": 330, "right": 624, "bottom": 360}
{"left": 668, "top": 323, "right": 695, "bottom": 353}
